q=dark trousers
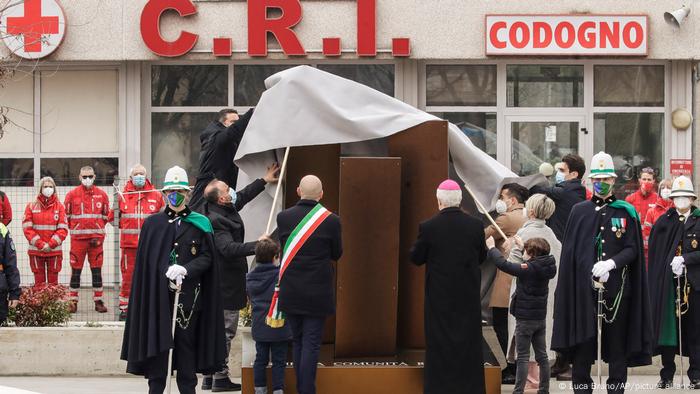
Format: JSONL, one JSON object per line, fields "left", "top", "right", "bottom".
{"left": 513, "top": 319, "right": 550, "bottom": 394}
{"left": 254, "top": 341, "right": 289, "bottom": 390}
{"left": 660, "top": 290, "right": 700, "bottom": 381}
{"left": 492, "top": 307, "right": 510, "bottom": 365}
{"left": 571, "top": 297, "right": 629, "bottom": 394}
{"left": 286, "top": 314, "right": 325, "bottom": 394}
{"left": 0, "top": 292, "right": 8, "bottom": 324}
{"left": 147, "top": 313, "right": 199, "bottom": 394}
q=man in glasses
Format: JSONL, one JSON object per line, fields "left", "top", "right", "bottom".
{"left": 64, "top": 166, "right": 111, "bottom": 313}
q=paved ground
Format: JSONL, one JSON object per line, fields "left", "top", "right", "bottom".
{"left": 1, "top": 376, "right": 699, "bottom": 393}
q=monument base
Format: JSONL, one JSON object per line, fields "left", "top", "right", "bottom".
{"left": 242, "top": 365, "right": 501, "bottom": 394}
{"left": 241, "top": 333, "right": 501, "bottom": 394}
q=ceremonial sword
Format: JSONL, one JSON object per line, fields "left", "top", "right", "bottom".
{"left": 676, "top": 268, "right": 685, "bottom": 388}
{"left": 165, "top": 282, "right": 182, "bottom": 394}
{"left": 593, "top": 277, "right": 605, "bottom": 386}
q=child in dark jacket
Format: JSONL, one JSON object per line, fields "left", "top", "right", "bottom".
{"left": 486, "top": 236, "right": 557, "bottom": 394}
{"left": 247, "top": 237, "right": 292, "bottom": 394}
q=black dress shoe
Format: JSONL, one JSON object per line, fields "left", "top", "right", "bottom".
{"left": 212, "top": 377, "right": 242, "bottom": 392}
{"left": 501, "top": 371, "right": 516, "bottom": 385}
{"left": 201, "top": 376, "right": 213, "bottom": 390}
{"left": 690, "top": 379, "right": 700, "bottom": 389}
{"left": 657, "top": 378, "right": 673, "bottom": 389}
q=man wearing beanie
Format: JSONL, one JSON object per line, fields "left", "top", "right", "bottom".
{"left": 410, "top": 179, "right": 488, "bottom": 394}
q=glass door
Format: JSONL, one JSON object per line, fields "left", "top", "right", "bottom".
{"left": 505, "top": 115, "right": 588, "bottom": 177}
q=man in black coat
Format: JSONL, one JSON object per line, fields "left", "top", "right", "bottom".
{"left": 190, "top": 108, "right": 254, "bottom": 210}
{"left": 410, "top": 179, "right": 487, "bottom": 394}
{"left": 648, "top": 175, "right": 700, "bottom": 388}
{"left": 121, "top": 166, "right": 226, "bottom": 394}
{"left": 276, "top": 175, "right": 342, "bottom": 394}
{"left": 552, "top": 152, "right": 652, "bottom": 394}
{"left": 530, "top": 153, "right": 587, "bottom": 379}
{"left": 200, "top": 163, "right": 279, "bottom": 391}
{"left": 530, "top": 153, "right": 587, "bottom": 242}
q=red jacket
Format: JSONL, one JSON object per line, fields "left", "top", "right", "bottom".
{"left": 23, "top": 195, "right": 68, "bottom": 257}
{"left": 625, "top": 190, "right": 658, "bottom": 221}
{"left": 0, "top": 191, "right": 11, "bottom": 226}
{"left": 643, "top": 197, "right": 674, "bottom": 244}
{"left": 64, "top": 185, "right": 110, "bottom": 240}
{"left": 110, "top": 180, "right": 164, "bottom": 248}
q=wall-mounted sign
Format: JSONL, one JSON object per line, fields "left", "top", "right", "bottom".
{"left": 485, "top": 14, "right": 648, "bottom": 56}
{"left": 0, "top": 0, "right": 66, "bottom": 59}
{"left": 140, "top": 0, "right": 411, "bottom": 58}
{"left": 670, "top": 159, "right": 693, "bottom": 177}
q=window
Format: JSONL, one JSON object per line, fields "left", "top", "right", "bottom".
{"left": 0, "top": 72, "right": 33, "bottom": 154}
{"left": 151, "top": 112, "right": 216, "bottom": 183}
{"left": 234, "top": 65, "right": 294, "bottom": 106}
{"left": 507, "top": 65, "right": 583, "bottom": 107}
{"left": 510, "top": 121, "right": 580, "bottom": 176}
{"left": 594, "top": 65, "right": 664, "bottom": 107}
{"left": 40, "top": 158, "right": 119, "bottom": 186}
{"left": 424, "top": 65, "right": 498, "bottom": 160}
{"left": 319, "top": 64, "right": 395, "bottom": 96}
{"left": 594, "top": 113, "right": 664, "bottom": 197}
{"left": 152, "top": 65, "right": 228, "bottom": 107}
{"left": 430, "top": 112, "right": 496, "bottom": 159}
{"left": 426, "top": 65, "right": 496, "bottom": 106}
{"left": 0, "top": 159, "right": 33, "bottom": 186}
{"left": 40, "top": 70, "right": 119, "bottom": 153}
{"left": 0, "top": 68, "right": 121, "bottom": 187}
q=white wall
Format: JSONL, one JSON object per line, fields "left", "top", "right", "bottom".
{"left": 0, "top": 0, "right": 698, "bottom": 61}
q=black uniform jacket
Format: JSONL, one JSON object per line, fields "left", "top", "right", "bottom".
{"left": 120, "top": 206, "right": 226, "bottom": 376}
{"left": 648, "top": 206, "right": 700, "bottom": 354}
{"left": 552, "top": 195, "right": 653, "bottom": 366}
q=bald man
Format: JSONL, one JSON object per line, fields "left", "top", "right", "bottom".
{"left": 275, "top": 175, "right": 342, "bottom": 394}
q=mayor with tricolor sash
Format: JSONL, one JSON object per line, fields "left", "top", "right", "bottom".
{"left": 267, "top": 174, "right": 342, "bottom": 394}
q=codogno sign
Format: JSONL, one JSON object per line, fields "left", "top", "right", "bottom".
{"left": 0, "top": 0, "right": 66, "bottom": 59}
{"left": 485, "top": 14, "right": 648, "bottom": 56}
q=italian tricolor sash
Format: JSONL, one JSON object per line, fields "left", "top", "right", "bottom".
{"left": 266, "top": 203, "right": 332, "bottom": 328}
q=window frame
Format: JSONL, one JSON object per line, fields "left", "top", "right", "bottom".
{"left": 419, "top": 58, "right": 672, "bottom": 179}
{"left": 0, "top": 63, "right": 125, "bottom": 185}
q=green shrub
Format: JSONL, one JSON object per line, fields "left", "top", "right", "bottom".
{"left": 8, "top": 284, "right": 71, "bottom": 327}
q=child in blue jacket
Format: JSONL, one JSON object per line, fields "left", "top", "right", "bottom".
{"left": 247, "top": 236, "right": 292, "bottom": 394}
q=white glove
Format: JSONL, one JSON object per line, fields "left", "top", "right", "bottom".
{"left": 598, "top": 272, "right": 610, "bottom": 283}
{"left": 592, "top": 259, "right": 616, "bottom": 278}
{"left": 166, "top": 264, "right": 187, "bottom": 286}
{"left": 671, "top": 256, "right": 686, "bottom": 277}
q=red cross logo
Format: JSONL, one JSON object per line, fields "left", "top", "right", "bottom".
{"left": 1, "top": 0, "right": 65, "bottom": 59}
{"left": 6, "top": 0, "right": 59, "bottom": 52}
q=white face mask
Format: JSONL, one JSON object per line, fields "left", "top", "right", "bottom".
{"left": 522, "top": 207, "right": 528, "bottom": 219}
{"left": 81, "top": 177, "right": 94, "bottom": 187}
{"left": 660, "top": 188, "right": 672, "bottom": 200}
{"left": 523, "top": 252, "right": 531, "bottom": 261}
{"left": 674, "top": 197, "right": 692, "bottom": 210}
{"left": 495, "top": 199, "right": 508, "bottom": 214}
{"left": 42, "top": 187, "right": 54, "bottom": 198}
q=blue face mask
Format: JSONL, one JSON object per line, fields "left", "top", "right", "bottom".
{"left": 228, "top": 188, "right": 238, "bottom": 206}
{"left": 555, "top": 171, "right": 566, "bottom": 184}
{"left": 132, "top": 175, "right": 146, "bottom": 188}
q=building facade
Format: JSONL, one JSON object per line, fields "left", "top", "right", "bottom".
{"left": 0, "top": 0, "right": 697, "bottom": 193}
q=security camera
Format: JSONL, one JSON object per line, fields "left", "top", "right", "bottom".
{"left": 665, "top": 5, "right": 691, "bottom": 28}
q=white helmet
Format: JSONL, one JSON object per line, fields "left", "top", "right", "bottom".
{"left": 588, "top": 151, "right": 617, "bottom": 179}
{"left": 670, "top": 175, "right": 696, "bottom": 199}
{"left": 162, "top": 166, "right": 190, "bottom": 191}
